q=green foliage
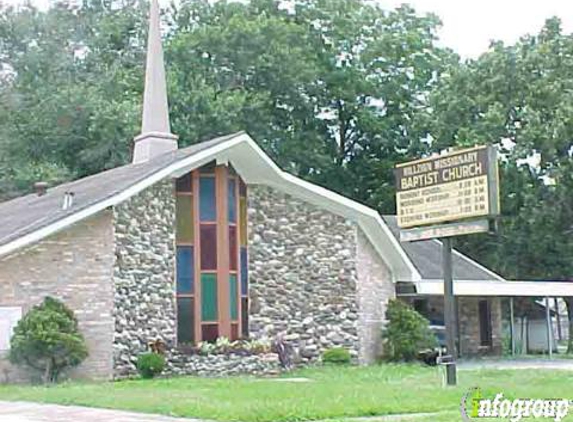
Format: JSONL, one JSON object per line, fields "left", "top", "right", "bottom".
{"left": 321, "top": 347, "right": 351, "bottom": 365}
{"left": 136, "top": 352, "right": 165, "bottom": 379}
{"left": 382, "top": 300, "right": 437, "bottom": 362}
{"left": 9, "top": 297, "right": 88, "bottom": 383}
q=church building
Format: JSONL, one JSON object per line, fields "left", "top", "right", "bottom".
{"left": 0, "top": 0, "right": 521, "bottom": 383}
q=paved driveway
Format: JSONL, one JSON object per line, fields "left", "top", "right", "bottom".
{"left": 458, "top": 358, "right": 573, "bottom": 371}
{"left": 0, "top": 401, "right": 208, "bottom": 422}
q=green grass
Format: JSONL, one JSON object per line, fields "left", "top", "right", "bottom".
{"left": 0, "top": 365, "right": 572, "bottom": 421}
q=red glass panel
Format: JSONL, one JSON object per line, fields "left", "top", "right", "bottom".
{"left": 231, "top": 323, "right": 239, "bottom": 341}
{"left": 200, "top": 224, "right": 217, "bottom": 270}
{"left": 229, "top": 226, "right": 237, "bottom": 271}
{"left": 176, "top": 173, "right": 192, "bottom": 192}
{"left": 202, "top": 324, "right": 219, "bottom": 342}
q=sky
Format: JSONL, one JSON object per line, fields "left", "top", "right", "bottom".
{"left": 1, "top": 0, "right": 573, "bottom": 58}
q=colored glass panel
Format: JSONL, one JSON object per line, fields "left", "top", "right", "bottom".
{"left": 239, "top": 197, "right": 248, "bottom": 246}
{"left": 200, "top": 225, "right": 217, "bottom": 270}
{"left": 241, "top": 297, "right": 249, "bottom": 338}
{"left": 177, "top": 298, "right": 194, "bottom": 344}
{"left": 176, "top": 174, "right": 192, "bottom": 192}
{"left": 229, "top": 274, "right": 238, "bottom": 320}
{"left": 202, "top": 324, "right": 219, "bottom": 342}
{"left": 201, "top": 273, "right": 218, "bottom": 321}
{"left": 200, "top": 161, "right": 216, "bottom": 173}
{"left": 228, "top": 179, "right": 237, "bottom": 222}
{"left": 176, "top": 246, "right": 194, "bottom": 294}
{"left": 176, "top": 195, "right": 194, "bottom": 243}
{"left": 199, "top": 177, "right": 216, "bottom": 221}
{"left": 231, "top": 323, "right": 239, "bottom": 341}
{"left": 239, "top": 178, "right": 247, "bottom": 196}
{"left": 229, "top": 226, "right": 237, "bottom": 271}
{"left": 240, "top": 248, "right": 248, "bottom": 296}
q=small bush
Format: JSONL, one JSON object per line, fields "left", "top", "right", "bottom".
{"left": 9, "top": 296, "right": 88, "bottom": 383}
{"left": 322, "top": 347, "right": 351, "bottom": 365}
{"left": 136, "top": 352, "right": 165, "bottom": 379}
{"left": 382, "top": 299, "right": 437, "bottom": 362}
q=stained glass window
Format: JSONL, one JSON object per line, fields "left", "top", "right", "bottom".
{"left": 176, "top": 246, "right": 194, "bottom": 294}
{"left": 240, "top": 247, "right": 248, "bottom": 296}
{"left": 229, "top": 226, "right": 237, "bottom": 271}
{"left": 228, "top": 179, "right": 237, "bottom": 222}
{"left": 239, "top": 197, "right": 248, "bottom": 246}
{"left": 177, "top": 298, "right": 194, "bottom": 343}
{"left": 200, "top": 225, "right": 217, "bottom": 270}
{"left": 202, "top": 324, "right": 219, "bottom": 342}
{"left": 241, "top": 297, "right": 248, "bottom": 338}
{"left": 176, "top": 174, "right": 192, "bottom": 192}
{"left": 229, "top": 274, "right": 238, "bottom": 320}
{"left": 199, "top": 177, "right": 216, "bottom": 221}
{"left": 201, "top": 273, "right": 218, "bottom": 321}
{"left": 176, "top": 196, "right": 194, "bottom": 243}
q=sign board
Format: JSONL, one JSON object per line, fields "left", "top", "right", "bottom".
{"left": 395, "top": 145, "right": 499, "bottom": 229}
{"left": 399, "top": 219, "right": 490, "bottom": 242}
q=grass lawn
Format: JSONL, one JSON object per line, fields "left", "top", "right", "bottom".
{"left": 0, "top": 365, "right": 572, "bottom": 421}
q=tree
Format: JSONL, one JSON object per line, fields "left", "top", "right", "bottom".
{"left": 9, "top": 296, "right": 88, "bottom": 383}
{"left": 382, "top": 299, "right": 437, "bottom": 361}
{"left": 428, "top": 18, "right": 573, "bottom": 351}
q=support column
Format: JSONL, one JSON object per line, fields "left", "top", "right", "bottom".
{"left": 509, "top": 297, "right": 515, "bottom": 356}
{"left": 442, "top": 237, "right": 457, "bottom": 386}
{"left": 545, "top": 296, "right": 553, "bottom": 358}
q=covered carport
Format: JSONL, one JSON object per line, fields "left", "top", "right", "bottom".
{"left": 383, "top": 215, "right": 572, "bottom": 357}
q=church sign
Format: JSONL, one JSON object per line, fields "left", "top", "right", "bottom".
{"left": 395, "top": 145, "right": 499, "bottom": 229}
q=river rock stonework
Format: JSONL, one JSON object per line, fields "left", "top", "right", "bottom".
{"left": 248, "top": 185, "right": 365, "bottom": 362}
{"left": 112, "top": 180, "right": 177, "bottom": 377}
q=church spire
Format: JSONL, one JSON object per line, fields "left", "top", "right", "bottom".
{"left": 132, "top": 0, "right": 178, "bottom": 164}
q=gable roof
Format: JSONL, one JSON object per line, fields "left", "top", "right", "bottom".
{"left": 0, "top": 132, "right": 420, "bottom": 284}
{"left": 382, "top": 215, "right": 504, "bottom": 282}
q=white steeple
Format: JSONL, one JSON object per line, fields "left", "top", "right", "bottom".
{"left": 132, "top": 0, "right": 178, "bottom": 164}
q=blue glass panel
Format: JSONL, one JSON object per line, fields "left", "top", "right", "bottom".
{"left": 177, "top": 246, "right": 194, "bottom": 294}
{"left": 228, "top": 179, "right": 237, "bottom": 222}
{"left": 200, "top": 177, "right": 216, "bottom": 221}
{"left": 240, "top": 247, "right": 248, "bottom": 296}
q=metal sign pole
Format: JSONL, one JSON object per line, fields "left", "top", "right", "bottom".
{"left": 442, "top": 237, "right": 457, "bottom": 386}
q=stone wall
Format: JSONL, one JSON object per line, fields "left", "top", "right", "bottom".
{"left": 165, "top": 352, "right": 280, "bottom": 377}
{"left": 0, "top": 212, "right": 115, "bottom": 383}
{"left": 356, "top": 231, "right": 394, "bottom": 363}
{"left": 112, "top": 180, "right": 177, "bottom": 377}
{"left": 247, "top": 185, "right": 360, "bottom": 363}
{"left": 458, "top": 297, "right": 503, "bottom": 356}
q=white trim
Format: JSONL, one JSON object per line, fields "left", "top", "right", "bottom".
{"left": 0, "top": 132, "right": 421, "bottom": 282}
{"left": 413, "top": 279, "right": 573, "bottom": 297}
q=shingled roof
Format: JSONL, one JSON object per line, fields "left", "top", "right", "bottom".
{"left": 382, "top": 215, "right": 504, "bottom": 282}
{"left": 0, "top": 132, "right": 241, "bottom": 253}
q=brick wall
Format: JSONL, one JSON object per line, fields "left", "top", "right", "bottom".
{"left": 356, "top": 230, "right": 395, "bottom": 364}
{"left": 0, "top": 211, "right": 115, "bottom": 383}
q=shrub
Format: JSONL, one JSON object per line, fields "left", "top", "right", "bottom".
{"left": 9, "top": 297, "right": 88, "bottom": 383}
{"left": 136, "top": 352, "right": 165, "bottom": 379}
{"left": 382, "top": 299, "right": 437, "bottom": 362}
{"left": 322, "top": 347, "right": 351, "bottom": 365}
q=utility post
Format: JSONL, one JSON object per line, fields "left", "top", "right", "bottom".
{"left": 442, "top": 237, "right": 457, "bottom": 385}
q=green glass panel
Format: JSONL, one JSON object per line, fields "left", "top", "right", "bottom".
{"left": 201, "top": 273, "right": 218, "bottom": 321}
{"left": 176, "top": 195, "right": 194, "bottom": 243}
{"left": 229, "top": 274, "right": 238, "bottom": 320}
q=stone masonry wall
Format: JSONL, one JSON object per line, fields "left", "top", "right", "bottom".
{"left": 0, "top": 212, "right": 115, "bottom": 383}
{"left": 458, "top": 296, "right": 503, "bottom": 356}
{"left": 247, "top": 185, "right": 360, "bottom": 363}
{"left": 112, "top": 180, "right": 177, "bottom": 377}
{"left": 356, "top": 231, "right": 395, "bottom": 363}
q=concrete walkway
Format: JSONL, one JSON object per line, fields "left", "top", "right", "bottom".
{"left": 0, "top": 401, "right": 209, "bottom": 422}
{"left": 458, "top": 357, "right": 573, "bottom": 371}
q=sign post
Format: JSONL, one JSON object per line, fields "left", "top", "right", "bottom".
{"left": 395, "top": 145, "right": 500, "bottom": 387}
{"left": 442, "top": 237, "right": 456, "bottom": 385}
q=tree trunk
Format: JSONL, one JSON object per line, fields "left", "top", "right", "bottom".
{"left": 565, "top": 297, "right": 573, "bottom": 354}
